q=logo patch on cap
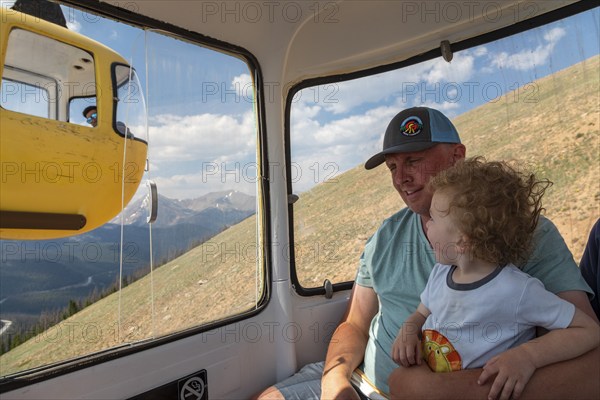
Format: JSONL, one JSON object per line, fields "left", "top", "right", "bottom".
{"left": 400, "top": 116, "right": 423, "bottom": 136}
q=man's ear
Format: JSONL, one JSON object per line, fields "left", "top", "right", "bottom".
{"left": 452, "top": 144, "right": 466, "bottom": 163}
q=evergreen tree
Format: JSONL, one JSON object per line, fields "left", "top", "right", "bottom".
{"left": 67, "top": 299, "right": 79, "bottom": 318}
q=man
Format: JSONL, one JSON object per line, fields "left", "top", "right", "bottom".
{"left": 580, "top": 219, "right": 600, "bottom": 320}
{"left": 83, "top": 105, "right": 133, "bottom": 138}
{"left": 256, "top": 107, "right": 598, "bottom": 400}
{"left": 83, "top": 105, "right": 97, "bottom": 127}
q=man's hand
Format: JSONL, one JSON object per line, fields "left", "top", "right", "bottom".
{"left": 478, "top": 347, "right": 536, "bottom": 400}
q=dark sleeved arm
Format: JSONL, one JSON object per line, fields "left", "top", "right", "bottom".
{"left": 580, "top": 218, "right": 600, "bottom": 320}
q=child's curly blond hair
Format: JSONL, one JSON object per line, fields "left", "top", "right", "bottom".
{"left": 428, "top": 156, "right": 552, "bottom": 266}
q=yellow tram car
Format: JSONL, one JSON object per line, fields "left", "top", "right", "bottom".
{"left": 0, "top": 7, "right": 147, "bottom": 240}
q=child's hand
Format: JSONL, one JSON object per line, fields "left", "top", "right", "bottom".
{"left": 391, "top": 325, "right": 422, "bottom": 367}
{"left": 478, "top": 347, "right": 536, "bottom": 400}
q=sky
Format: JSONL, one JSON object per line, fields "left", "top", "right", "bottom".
{"left": 2, "top": 1, "right": 599, "bottom": 199}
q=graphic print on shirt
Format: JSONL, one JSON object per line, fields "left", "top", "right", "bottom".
{"left": 422, "top": 329, "right": 462, "bottom": 372}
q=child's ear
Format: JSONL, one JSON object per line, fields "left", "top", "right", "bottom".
{"left": 457, "top": 235, "right": 470, "bottom": 254}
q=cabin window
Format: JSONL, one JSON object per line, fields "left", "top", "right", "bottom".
{"left": 1, "top": 78, "right": 50, "bottom": 118}
{"left": 0, "top": 28, "right": 96, "bottom": 123}
{"left": 68, "top": 96, "right": 97, "bottom": 126}
{"left": 289, "top": 8, "right": 599, "bottom": 292}
{"left": 0, "top": 6, "right": 263, "bottom": 379}
{"left": 113, "top": 64, "right": 146, "bottom": 139}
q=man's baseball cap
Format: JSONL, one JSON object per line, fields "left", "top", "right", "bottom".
{"left": 364, "top": 107, "right": 461, "bottom": 169}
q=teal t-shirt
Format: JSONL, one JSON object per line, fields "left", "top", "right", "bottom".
{"left": 356, "top": 208, "right": 592, "bottom": 395}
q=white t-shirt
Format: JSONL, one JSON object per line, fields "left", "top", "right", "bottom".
{"left": 420, "top": 263, "right": 576, "bottom": 371}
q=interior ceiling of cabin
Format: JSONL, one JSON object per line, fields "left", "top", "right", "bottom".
{"left": 105, "top": 0, "right": 577, "bottom": 85}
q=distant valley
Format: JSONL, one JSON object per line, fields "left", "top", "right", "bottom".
{"left": 0, "top": 191, "right": 256, "bottom": 322}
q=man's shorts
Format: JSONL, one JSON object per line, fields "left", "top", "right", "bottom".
{"left": 273, "top": 361, "right": 383, "bottom": 400}
{"left": 273, "top": 361, "right": 324, "bottom": 400}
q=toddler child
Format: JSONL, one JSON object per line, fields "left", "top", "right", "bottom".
{"left": 391, "top": 157, "right": 599, "bottom": 400}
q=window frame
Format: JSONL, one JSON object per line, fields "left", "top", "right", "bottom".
{"left": 110, "top": 62, "right": 148, "bottom": 143}
{"left": 285, "top": 1, "right": 598, "bottom": 296}
{"left": 0, "top": 1, "right": 271, "bottom": 392}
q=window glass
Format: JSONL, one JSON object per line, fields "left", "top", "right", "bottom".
{"left": 69, "top": 96, "right": 97, "bottom": 126}
{"left": 290, "top": 8, "right": 599, "bottom": 289}
{"left": 1, "top": 78, "right": 49, "bottom": 118}
{"left": 114, "top": 65, "right": 146, "bottom": 140}
{"left": 0, "top": 5, "right": 262, "bottom": 377}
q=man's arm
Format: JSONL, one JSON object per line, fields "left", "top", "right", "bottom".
{"left": 321, "top": 284, "right": 379, "bottom": 400}
{"left": 388, "top": 290, "right": 600, "bottom": 400}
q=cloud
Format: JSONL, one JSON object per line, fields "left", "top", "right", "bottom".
{"left": 293, "top": 104, "right": 391, "bottom": 152}
{"left": 543, "top": 27, "right": 567, "bottom": 43}
{"left": 148, "top": 111, "right": 255, "bottom": 163}
{"left": 490, "top": 27, "right": 566, "bottom": 71}
{"left": 66, "top": 19, "right": 82, "bottom": 32}
{"left": 421, "top": 52, "right": 475, "bottom": 84}
{"left": 290, "top": 105, "right": 400, "bottom": 192}
{"left": 418, "top": 100, "right": 461, "bottom": 118}
{"left": 473, "top": 47, "right": 488, "bottom": 57}
{"left": 232, "top": 73, "right": 253, "bottom": 98}
{"left": 311, "top": 49, "right": 480, "bottom": 115}
{"left": 142, "top": 110, "right": 257, "bottom": 199}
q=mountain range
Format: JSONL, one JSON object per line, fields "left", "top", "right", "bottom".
{"left": 113, "top": 190, "right": 256, "bottom": 228}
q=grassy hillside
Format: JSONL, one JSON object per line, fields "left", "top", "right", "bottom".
{"left": 1, "top": 55, "right": 598, "bottom": 376}
{"left": 0, "top": 214, "right": 260, "bottom": 374}
{"left": 455, "top": 56, "right": 598, "bottom": 257}
{"left": 295, "top": 54, "right": 599, "bottom": 287}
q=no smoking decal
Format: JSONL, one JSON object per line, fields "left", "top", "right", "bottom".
{"left": 179, "top": 373, "right": 207, "bottom": 400}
